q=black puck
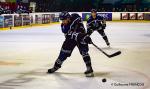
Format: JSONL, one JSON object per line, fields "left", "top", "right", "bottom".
{"left": 102, "top": 78, "right": 107, "bottom": 83}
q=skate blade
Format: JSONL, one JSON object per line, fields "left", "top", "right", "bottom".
{"left": 85, "top": 73, "right": 94, "bottom": 77}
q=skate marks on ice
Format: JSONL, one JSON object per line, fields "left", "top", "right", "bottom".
{"left": 57, "top": 71, "right": 110, "bottom": 77}
{"left": 1, "top": 65, "right": 148, "bottom": 89}
{"left": 50, "top": 66, "right": 150, "bottom": 89}
{"left": 143, "top": 34, "right": 150, "bottom": 38}
{"left": 0, "top": 61, "right": 22, "bottom": 66}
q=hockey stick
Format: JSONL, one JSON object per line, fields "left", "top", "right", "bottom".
{"left": 91, "top": 42, "right": 121, "bottom": 58}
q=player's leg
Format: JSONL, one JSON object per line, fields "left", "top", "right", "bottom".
{"left": 78, "top": 43, "right": 94, "bottom": 77}
{"left": 47, "top": 39, "right": 76, "bottom": 73}
{"left": 97, "top": 29, "right": 110, "bottom": 46}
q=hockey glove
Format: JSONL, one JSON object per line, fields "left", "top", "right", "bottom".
{"left": 75, "top": 33, "right": 92, "bottom": 44}
{"left": 82, "top": 35, "right": 92, "bottom": 44}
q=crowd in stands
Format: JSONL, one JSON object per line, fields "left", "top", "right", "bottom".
{"left": 0, "top": 0, "right": 150, "bottom": 15}
{"left": 97, "top": 7, "right": 150, "bottom": 12}
{"left": 33, "top": 0, "right": 150, "bottom": 12}
{"left": 0, "top": 2, "right": 31, "bottom": 15}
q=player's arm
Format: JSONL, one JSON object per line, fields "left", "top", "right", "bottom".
{"left": 75, "top": 18, "right": 86, "bottom": 33}
{"left": 61, "top": 24, "right": 67, "bottom": 35}
{"left": 86, "top": 19, "right": 94, "bottom": 35}
{"left": 65, "top": 22, "right": 92, "bottom": 44}
{"left": 87, "top": 18, "right": 93, "bottom": 30}
{"left": 67, "top": 32, "right": 92, "bottom": 44}
{"left": 77, "top": 33, "right": 92, "bottom": 44}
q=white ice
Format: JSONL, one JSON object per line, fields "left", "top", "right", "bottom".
{"left": 0, "top": 22, "right": 150, "bottom": 89}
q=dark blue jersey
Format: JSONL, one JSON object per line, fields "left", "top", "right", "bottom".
{"left": 87, "top": 14, "right": 104, "bottom": 30}
{"left": 61, "top": 13, "right": 86, "bottom": 36}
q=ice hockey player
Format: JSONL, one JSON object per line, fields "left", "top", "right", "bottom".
{"left": 87, "top": 9, "right": 110, "bottom": 47}
{"left": 47, "top": 11, "right": 94, "bottom": 77}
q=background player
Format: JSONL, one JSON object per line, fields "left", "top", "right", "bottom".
{"left": 47, "top": 11, "right": 94, "bottom": 77}
{"left": 87, "top": 9, "right": 110, "bottom": 47}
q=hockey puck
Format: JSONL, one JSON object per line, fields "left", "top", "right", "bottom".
{"left": 102, "top": 78, "right": 107, "bottom": 83}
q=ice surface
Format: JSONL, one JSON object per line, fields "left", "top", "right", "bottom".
{"left": 0, "top": 22, "right": 150, "bottom": 89}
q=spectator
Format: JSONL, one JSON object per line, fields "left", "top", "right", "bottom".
{"left": 0, "top": 5, "right": 4, "bottom": 14}
{"left": 5, "top": 6, "right": 11, "bottom": 14}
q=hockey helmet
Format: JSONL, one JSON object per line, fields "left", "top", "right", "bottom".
{"left": 91, "top": 9, "right": 97, "bottom": 13}
{"left": 59, "top": 11, "right": 71, "bottom": 20}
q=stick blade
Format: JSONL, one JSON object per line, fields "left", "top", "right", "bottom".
{"left": 109, "top": 51, "right": 121, "bottom": 58}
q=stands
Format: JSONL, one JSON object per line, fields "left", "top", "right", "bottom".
{"left": 0, "top": 0, "right": 150, "bottom": 14}
{"left": 31, "top": 0, "right": 150, "bottom": 12}
{"left": 0, "top": 2, "right": 30, "bottom": 14}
